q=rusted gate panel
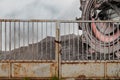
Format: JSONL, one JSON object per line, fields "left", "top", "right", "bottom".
{"left": 12, "top": 63, "right": 56, "bottom": 78}
{"left": 0, "top": 62, "right": 57, "bottom": 78}
{"left": 61, "top": 62, "right": 120, "bottom": 79}
{"left": 0, "top": 62, "right": 120, "bottom": 79}
{"left": 0, "top": 63, "right": 9, "bottom": 77}
{"left": 62, "top": 62, "right": 105, "bottom": 78}
{"left": 106, "top": 62, "right": 120, "bottom": 78}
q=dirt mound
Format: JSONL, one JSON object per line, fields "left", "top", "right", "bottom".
{"left": 0, "top": 34, "right": 85, "bottom": 60}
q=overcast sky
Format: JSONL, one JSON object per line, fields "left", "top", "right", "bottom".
{"left": 0, "top": 0, "right": 81, "bottom": 19}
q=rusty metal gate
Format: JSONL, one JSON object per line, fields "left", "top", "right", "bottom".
{"left": 0, "top": 19, "right": 120, "bottom": 79}
{"left": 0, "top": 19, "right": 58, "bottom": 79}
{"left": 59, "top": 20, "right": 120, "bottom": 79}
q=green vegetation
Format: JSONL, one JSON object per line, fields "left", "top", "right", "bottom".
{"left": 23, "top": 77, "right": 30, "bottom": 80}
{"left": 51, "top": 76, "right": 59, "bottom": 80}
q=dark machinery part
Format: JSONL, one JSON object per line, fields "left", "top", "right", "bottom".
{"left": 80, "top": 0, "right": 120, "bottom": 58}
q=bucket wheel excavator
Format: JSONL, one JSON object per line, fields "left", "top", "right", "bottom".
{"left": 79, "top": 0, "right": 120, "bottom": 59}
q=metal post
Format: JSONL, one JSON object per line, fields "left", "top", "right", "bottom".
{"left": 55, "top": 21, "right": 61, "bottom": 79}
{"left": 0, "top": 21, "right": 2, "bottom": 51}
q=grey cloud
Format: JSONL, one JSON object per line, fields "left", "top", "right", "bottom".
{"left": 0, "top": 0, "right": 80, "bottom": 19}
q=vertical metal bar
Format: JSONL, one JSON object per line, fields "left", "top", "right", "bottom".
{"left": 41, "top": 22, "right": 43, "bottom": 60}
{"left": 32, "top": 22, "right": 34, "bottom": 60}
{"left": 88, "top": 22, "right": 90, "bottom": 60}
{"left": 78, "top": 23, "right": 80, "bottom": 60}
{"left": 28, "top": 21, "right": 29, "bottom": 46}
{"left": 108, "top": 22, "right": 110, "bottom": 60}
{"left": 55, "top": 22, "right": 61, "bottom": 79}
{"left": 86, "top": 22, "right": 89, "bottom": 60}
{"left": 79, "top": 22, "right": 84, "bottom": 60}
{"left": 95, "top": 22, "right": 97, "bottom": 60}
{"left": 81, "top": 22, "right": 84, "bottom": 60}
{"left": 58, "top": 22, "right": 61, "bottom": 79}
{"left": 4, "top": 21, "right": 6, "bottom": 51}
{"left": 112, "top": 23, "right": 114, "bottom": 60}
{"left": 92, "top": 21, "right": 95, "bottom": 60}
{"left": 64, "top": 23, "right": 66, "bottom": 60}
{"left": 0, "top": 21, "right": 2, "bottom": 51}
{"left": 104, "top": 23, "right": 106, "bottom": 60}
{"left": 101, "top": 21, "right": 105, "bottom": 60}
{"left": 27, "top": 21, "right": 29, "bottom": 60}
{"left": 117, "top": 22, "right": 119, "bottom": 60}
{"left": 117, "top": 22, "right": 120, "bottom": 60}
{"left": 22, "top": 22, "right": 25, "bottom": 60}
{"left": 102, "top": 22, "right": 106, "bottom": 60}
{"left": 87, "top": 23, "right": 91, "bottom": 60}
{"left": 90, "top": 22, "right": 92, "bottom": 60}
{"left": 37, "top": 22, "right": 39, "bottom": 60}
{"left": 73, "top": 23, "right": 75, "bottom": 60}
{"left": 50, "top": 22, "right": 52, "bottom": 60}
{"left": 0, "top": 21, "right": 2, "bottom": 60}
{"left": 99, "top": 22, "right": 101, "bottom": 60}
{"left": 18, "top": 21, "right": 20, "bottom": 59}
{"left": 9, "top": 21, "right": 11, "bottom": 59}
{"left": 96, "top": 22, "right": 99, "bottom": 61}
{"left": 118, "top": 22, "right": 120, "bottom": 60}
{"left": 46, "top": 22, "right": 47, "bottom": 60}
{"left": 68, "top": 23, "right": 70, "bottom": 60}
{"left": 23, "top": 22, "right": 25, "bottom": 48}
{"left": 99, "top": 23, "right": 104, "bottom": 60}
{"left": 14, "top": 22, "right": 16, "bottom": 60}
{"left": 5, "top": 21, "right": 6, "bottom": 59}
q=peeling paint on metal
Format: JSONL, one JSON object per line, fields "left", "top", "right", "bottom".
{"left": 12, "top": 63, "right": 56, "bottom": 77}
{"left": 62, "top": 62, "right": 120, "bottom": 79}
{"left": 0, "top": 63, "right": 9, "bottom": 77}
{"left": 0, "top": 62, "right": 119, "bottom": 79}
{"left": 62, "top": 63, "right": 105, "bottom": 78}
{"left": 106, "top": 63, "right": 120, "bottom": 78}
{"left": 50, "top": 63, "right": 56, "bottom": 77}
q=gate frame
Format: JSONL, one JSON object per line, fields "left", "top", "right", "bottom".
{"left": 0, "top": 19, "right": 120, "bottom": 79}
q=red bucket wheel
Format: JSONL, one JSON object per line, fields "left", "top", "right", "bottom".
{"left": 80, "top": 0, "right": 120, "bottom": 58}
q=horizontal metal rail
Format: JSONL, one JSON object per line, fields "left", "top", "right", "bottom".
{"left": 0, "top": 19, "right": 120, "bottom": 23}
